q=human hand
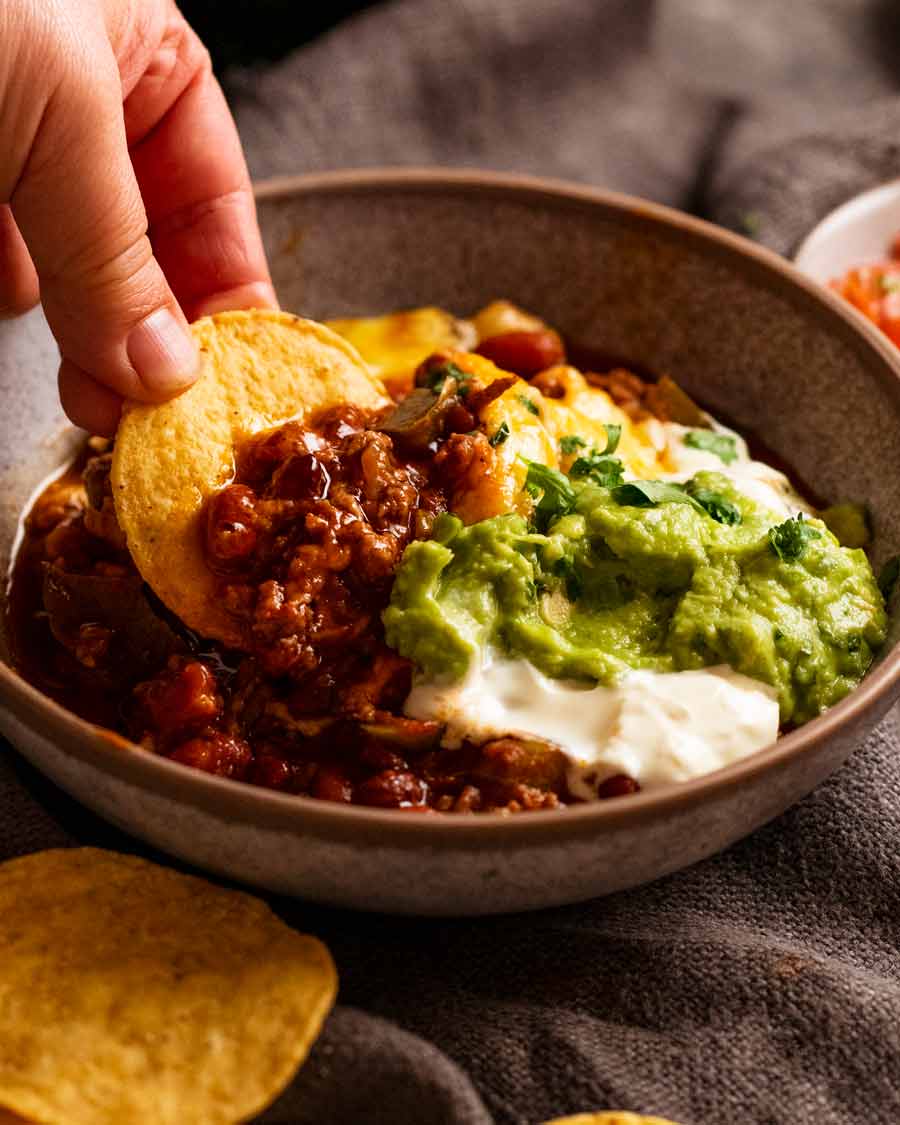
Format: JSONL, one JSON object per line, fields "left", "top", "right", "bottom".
{"left": 0, "top": 0, "right": 276, "bottom": 434}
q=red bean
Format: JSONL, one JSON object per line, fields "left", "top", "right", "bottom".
{"left": 206, "top": 485, "right": 258, "bottom": 564}
{"left": 137, "top": 660, "right": 221, "bottom": 733}
{"left": 355, "top": 769, "right": 429, "bottom": 809}
{"left": 312, "top": 765, "right": 354, "bottom": 803}
{"left": 170, "top": 734, "right": 251, "bottom": 779}
{"left": 596, "top": 774, "right": 640, "bottom": 799}
{"left": 475, "top": 330, "right": 565, "bottom": 379}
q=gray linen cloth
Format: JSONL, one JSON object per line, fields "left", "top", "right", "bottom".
{"left": 4, "top": 1, "right": 900, "bottom": 1121}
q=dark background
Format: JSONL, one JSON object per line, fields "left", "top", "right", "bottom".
{"left": 180, "top": 0, "right": 374, "bottom": 68}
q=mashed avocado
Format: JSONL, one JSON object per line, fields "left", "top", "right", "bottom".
{"left": 383, "top": 471, "right": 888, "bottom": 724}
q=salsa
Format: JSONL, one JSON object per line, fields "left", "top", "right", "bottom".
{"left": 831, "top": 232, "right": 900, "bottom": 347}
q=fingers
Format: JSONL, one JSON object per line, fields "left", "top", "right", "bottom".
{"left": 9, "top": 38, "right": 199, "bottom": 406}
{"left": 0, "top": 205, "right": 39, "bottom": 318}
{"left": 58, "top": 360, "right": 124, "bottom": 437}
{"left": 124, "top": 15, "right": 276, "bottom": 321}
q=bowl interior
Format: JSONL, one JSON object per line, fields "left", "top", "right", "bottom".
{"left": 2, "top": 172, "right": 900, "bottom": 679}
{"left": 794, "top": 179, "right": 900, "bottom": 284}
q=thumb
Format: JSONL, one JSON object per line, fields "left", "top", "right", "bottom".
{"left": 9, "top": 36, "right": 198, "bottom": 431}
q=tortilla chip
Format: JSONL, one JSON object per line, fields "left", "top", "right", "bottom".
{"left": 544, "top": 1115, "right": 683, "bottom": 1125}
{"left": 111, "top": 310, "right": 388, "bottom": 645}
{"left": 0, "top": 848, "right": 337, "bottom": 1125}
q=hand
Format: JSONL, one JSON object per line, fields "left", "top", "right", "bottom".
{"left": 0, "top": 0, "right": 277, "bottom": 434}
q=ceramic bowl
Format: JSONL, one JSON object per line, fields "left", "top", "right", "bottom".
{"left": 2, "top": 169, "right": 899, "bottom": 916}
{"left": 794, "top": 179, "right": 900, "bottom": 283}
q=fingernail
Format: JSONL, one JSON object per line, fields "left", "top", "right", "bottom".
{"left": 127, "top": 307, "right": 199, "bottom": 395}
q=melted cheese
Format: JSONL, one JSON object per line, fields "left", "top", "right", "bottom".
{"left": 327, "top": 307, "right": 476, "bottom": 396}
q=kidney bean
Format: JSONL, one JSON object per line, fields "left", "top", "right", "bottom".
{"left": 136, "top": 659, "right": 221, "bottom": 733}
{"left": 251, "top": 755, "right": 296, "bottom": 791}
{"left": 475, "top": 330, "right": 565, "bottom": 378}
{"left": 169, "top": 733, "right": 252, "bottom": 779}
{"left": 312, "top": 765, "right": 354, "bottom": 803}
{"left": 355, "top": 769, "right": 429, "bottom": 808}
{"left": 206, "top": 485, "right": 259, "bottom": 564}
{"left": 596, "top": 774, "right": 640, "bottom": 799}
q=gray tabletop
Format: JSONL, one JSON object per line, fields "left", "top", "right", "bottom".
{"left": 4, "top": 2, "right": 900, "bottom": 1122}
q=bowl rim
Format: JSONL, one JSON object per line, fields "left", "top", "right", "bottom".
{"left": 3, "top": 165, "right": 900, "bottom": 850}
{"left": 794, "top": 176, "right": 900, "bottom": 276}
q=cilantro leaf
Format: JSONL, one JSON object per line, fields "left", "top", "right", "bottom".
{"left": 426, "top": 361, "right": 471, "bottom": 392}
{"left": 689, "top": 487, "right": 742, "bottom": 526}
{"left": 489, "top": 421, "right": 510, "bottom": 447}
{"left": 683, "top": 430, "right": 738, "bottom": 465}
{"left": 518, "top": 393, "right": 540, "bottom": 417}
{"left": 768, "top": 514, "right": 821, "bottom": 562}
{"left": 559, "top": 434, "right": 587, "bottom": 455}
{"left": 601, "top": 423, "right": 622, "bottom": 456}
{"left": 612, "top": 480, "right": 701, "bottom": 510}
{"left": 523, "top": 460, "right": 576, "bottom": 531}
{"left": 569, "top": 451, "right": 625, "bottom": 489}
{"left": 879, "top": 555, "right": 900, "bottom": 601}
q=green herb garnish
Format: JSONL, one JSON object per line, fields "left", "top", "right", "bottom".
{"left": 426, "top": 361, "right": 471, "bottom": 392}
{"left": 518, "top": 394, "right": 540, "bottom": 417}
{"left": 523, "top": 460, "right": 576, "bottom": 531}
{"left": 683, "top": 430, "right": 738, "bottom": 465}
{"left": 878, "top": 555, "right": 900, "bottom": 601}
{"left": 600, "top": 423, "right": 622, "bottom": 456}
{"left": 489, "top": 421, "right": 510, "bottom": 447}
{"left": 768, "top": 514, "right": 821, "bottom": 562}
{"left": 612, "top": 480, "right": 700, "bottom": 510}
{"left": 689, "top": 488, "right": 742, "bottom": 526}
{"left": 559, "top": 434, "right": 587, "bottom": 455}
{"left": 569, "top": 451, "right": 625, "bottom": 489}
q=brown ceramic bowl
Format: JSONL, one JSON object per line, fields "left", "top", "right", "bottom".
{"left": 1, "top": 170, "right": 899, "bottom": 915}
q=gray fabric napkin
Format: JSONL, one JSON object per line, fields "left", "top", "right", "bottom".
{"left": 5, "top": 1, "right": 900, "bottom": 1122}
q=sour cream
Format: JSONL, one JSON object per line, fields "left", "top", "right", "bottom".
{"left": 405, "top": 655, "right": 780, "bottom": 795}
{"left": 660, "top": 421, "right": 811, "bottom": 518}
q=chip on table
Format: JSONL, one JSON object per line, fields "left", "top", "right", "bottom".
{"left": 0, "top": 848, "right": 337, "bottom": 1125}
{"left": 544, "top": 1114, "right": 685, "bottom": 1124}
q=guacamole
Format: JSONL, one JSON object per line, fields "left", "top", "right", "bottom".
{"left": 383, "top": 472, "right": 888, "bottom": 723}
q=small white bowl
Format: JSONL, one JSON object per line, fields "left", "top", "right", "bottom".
{"left": 794, "top": 179, "right": 900, "bottom": 284}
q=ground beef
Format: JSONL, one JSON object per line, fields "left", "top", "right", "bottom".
{"left": 13, "top": 361, "right": 653, "bottom": 812}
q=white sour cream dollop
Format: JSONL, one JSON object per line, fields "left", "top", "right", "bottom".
{"left": 659, "top": 421, "right": 811, "bottom": 518}
{"left": 405, "top": 655, "right": 780, "bottom": 795}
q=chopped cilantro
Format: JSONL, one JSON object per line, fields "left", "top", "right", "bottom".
{"left": 601, "top": 423, "right": 622, "bottom": 456}
{"left": 878, "top": 555, "right": 900, "bottom": 601}
{"left": 518, "top": 393, "right": 540, "bottom": 417}
{"left": 683, "top": 430, "right": 738, "bottom": 465}
{"left": 569, "top": 451, "right": 625, "bottom": 489}
{"left": 689, "top": 487, "right": 742, "bottom": 526}
{"left": 523, "top": 460, "right": 576, "bottom": 531}
{"left": 552, "top": 556, "right": 583, "bottom": 601}
{"left": 426, "top": 360, "right": 471, "bottom": 392}
{"left": 768, "top": 514, "right": 821, "bottom": 562}
{"left": 489, "top": 421, "right": 510, "bottom": 447}
{"left": 613, "top": 478, "right": 743, "bottom": 523}
{"left": 612, "top": 480, "right": 701, "bottom": 511}
{"left": 559, "top": 434, "right": 587, "bottom": 455}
